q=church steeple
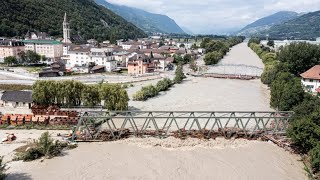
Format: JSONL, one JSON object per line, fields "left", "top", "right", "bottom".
{"left": 64, "top": 12, "right": 67, "bottom": 22}
{"left": 62, "top": 12, "right": 72, "bottom": 43}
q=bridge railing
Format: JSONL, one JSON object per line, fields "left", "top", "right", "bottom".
{"left": 72, "top": 111, "right": 293, "bottom": 141}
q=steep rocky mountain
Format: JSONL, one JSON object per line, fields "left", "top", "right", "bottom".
{"left": 0, "top": 0, "right": 146, "bottom": 42}
{"left": 95, "top": 0, "right": 185, "bottom": 34}
{"left": 237, "top": 11, "right": 299, "bottom": 37}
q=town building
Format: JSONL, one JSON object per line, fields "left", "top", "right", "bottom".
{"left": 23, "top": 39, "right": 63, "bottom": 60}
{"left": 0, "top": 40, "right": 25, "bottom": 63}
{"left": 154, "top": 57, "right": 174, "bottom": 71}
{"left": 90, "top": 48, "right": 117, "bottom": 72}
{"left": 66, "top": 45, "right": 91, "bottom": 68}
{"left": 127, "top": 54, "right": 155, "bottom": 75}
{"left": 176, "top": 42, "right": 193, "bottom": 49}
{"left": 25, "top": 31, "right": 50, "bottom": 40}
{"left": 0, "top": 90, "right": 33, "bottom": 112}
{"left": 301, "top": 65, "right": 320, "bottom": 93}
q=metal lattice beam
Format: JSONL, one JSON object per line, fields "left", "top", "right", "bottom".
{"left": 72, "top": 111, "right": 293, "bottom": 141}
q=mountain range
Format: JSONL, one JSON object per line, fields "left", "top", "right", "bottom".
{"left": 237, "top": 10, "right": 320, "bottom": 40}
{"left": 0, "top": 0, "right": 146, "bottom": 42}
{"left": 237, "top": 11, "right": 299, "bottom": 37}
{"left": 95, "top": 0, "right": 185, "bottom": 34}
{"left": 266, "top": 11, "right": 320, "bottom": 39}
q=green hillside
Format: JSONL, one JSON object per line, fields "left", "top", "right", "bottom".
{"left": 0, "top": 0, "right": 146, "bottom": 42}
{"left": 266, "top": 11, "right": 320, "bottom": 39}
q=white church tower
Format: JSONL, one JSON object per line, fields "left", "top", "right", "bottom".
{"left": 62, "top": 12, "right": 72, "bottom": 43}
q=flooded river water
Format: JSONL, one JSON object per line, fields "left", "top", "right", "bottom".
{"left": 130, "top": 42, "right": 273, "bottom": 111}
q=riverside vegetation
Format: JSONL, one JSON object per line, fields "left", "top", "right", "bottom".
{"left": 201, "top": 36, "right": 245, "bottom": 65}
{"left": 32, "top": 80, "right": 129, "bottom": 110}
{"left": 14, "top": 132, "right": 77, "bottom": 162}
{"left": 133, "top": 64, "right": 185, "bottom": 101}
{"left": 0, "top": 157, "right": 5, "bottom": 180}
{"left": 248, "top": 38, "right": 320, "bottom": 176}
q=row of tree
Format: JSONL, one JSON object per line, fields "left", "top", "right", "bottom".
{"left": 202, "top": 37, "right": 245, "bottom": 65}
{"left": 249, "top": 40, "right": 320, "bottom": 175}
{"left": 32, "top": 80, "right": 129, "bottom": 111}
{"left": 133, "top": 64, "right": 186, "bottom": 101}
{"left": 133, "top": 78, "right": 173, "bottom": 101}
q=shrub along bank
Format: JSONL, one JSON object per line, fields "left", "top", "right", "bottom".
{"left": 201, "top": 36, "right": 245, "bottom": 65}
{"left": 14, "top": 132, "right": 77, "bottom": 162}
{"left": 248, "top": 39, "right": 320, "bottom": 176}
{"left": 133, "top": 65, "right": 185, "bottom": 101}
{"left": 133, "top": 78, "right": 173, "bottom": 101}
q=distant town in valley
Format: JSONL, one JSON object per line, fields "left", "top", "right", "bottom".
{"left": 1, "top": 0, "right": 320, "bottom": 180}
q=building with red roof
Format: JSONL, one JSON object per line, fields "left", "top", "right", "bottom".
{"left": 301, "top": 65, "right": 320, "bottom": 93}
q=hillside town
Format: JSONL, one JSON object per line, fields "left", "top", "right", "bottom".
{"left": 0, "top": 13, "right": 203, "bottom": 78}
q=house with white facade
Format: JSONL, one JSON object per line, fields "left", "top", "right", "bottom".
{"left": 90, "top": 48, "right": 117, "bottom": 72}
{"left": 301, "top": 65, "right": 320, "bottom": 93}
{"left": 66, "top": 45, "right": 91, "bottom": 68}
{"left": 176, "top": 42, "right": 193, "bottom": 49}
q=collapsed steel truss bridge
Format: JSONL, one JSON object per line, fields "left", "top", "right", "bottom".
{"left": 72, "top": 111, "right": 293, "bottom": 141}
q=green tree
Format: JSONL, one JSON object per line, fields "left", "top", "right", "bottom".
{"left": 173, "top": 54, "right": 183, "bottom": 64}
{"left": 174, "top": 65, "right": 186, "bottom": 84}
{"left": 248, "top": 38, "right": 260, "bottom": 46}
{"left": 204, "top": 51, "right": 223, "bottom": 65}
{"left": 191, "top": 43, "right": 198, "bottom": 49}
{"left": 156, "top": 78, "right": 172, "bottom": 92}
{"left": 0, "top": 157, "right": 6, "bottom": 180}
{"left": 82, "top": 85, "right": 100, "bottom": 107}
{"left": 99, "top": 84, "right": 129, "bottom": 110}
{"left": 37, "top": 131, "right": 54, "bottom": 157}
{"left": 41, "top": 55, "right": 47, "bottom": 62}
{"left": 183, "top": 54, "right": 192, "bottom": 64}
{"left": 287, "top": 118, "right": 320, "bottom": 152}
{"left": 200, "top": 38, "right": 211, "bottom": 48}
{"left": 25, "top": 50, "right": 41, "bottom": 64}
{"left": 270, "top": 72, "right": 304, "bottom": 111}
{"left": 267, "top": 40, "right": 275, "bottom": 47}
{"left": 278, "top": 42, "right": 320, "bottom": 75}
{"left": 159, "top": 41, "right": 165, "bottom": 47}
{"left": 4, "top": 56, "right": 17, "bottom": 65}
{"left": 310, "top": 144, "right": 320, "bottom": 173}
{"left": 179, "top": 43, "right": 185, "bottom": 48}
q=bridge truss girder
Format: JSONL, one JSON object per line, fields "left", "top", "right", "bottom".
{"left": 72, "top": 111, "right": 293, "bottom": 141}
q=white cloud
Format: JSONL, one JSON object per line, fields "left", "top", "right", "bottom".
{"left": 106, "top": 0, "right": 320, "bottom": 34}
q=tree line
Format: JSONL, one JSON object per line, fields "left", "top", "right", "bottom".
{"left": 249, "top": 39, "right": 320, "bottom": 176}
{"left": 201, "top": 36, "right": 245, "bottom": 65}
{"left": 32, "top": 80, "right": 129, "bottom": 111}
{"left": 133, "top": 65, "right": 185, "bottom": 101}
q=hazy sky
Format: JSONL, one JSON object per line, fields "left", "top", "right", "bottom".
{"left": 106, "top": 0, "right": 320, "bottom": 34}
